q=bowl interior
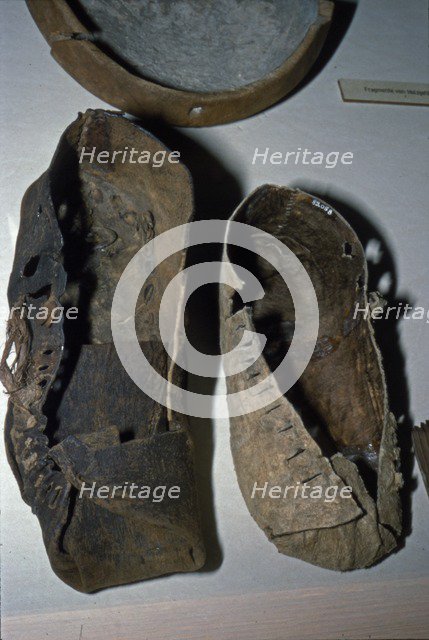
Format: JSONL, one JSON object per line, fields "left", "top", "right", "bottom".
{"left": 74, "top": 0, "right": 318, "bottom": 92}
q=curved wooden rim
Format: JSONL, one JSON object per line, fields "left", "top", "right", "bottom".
{"left": 27, "top": 0, "right": 333, "bottom": 127}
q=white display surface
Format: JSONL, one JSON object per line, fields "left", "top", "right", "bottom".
{"left": 1, "top": 1, "right": 428, "bottom": 638}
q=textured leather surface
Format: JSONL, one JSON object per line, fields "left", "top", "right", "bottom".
{"left": 1, "top": 110, "right": 205, "bottom": 592}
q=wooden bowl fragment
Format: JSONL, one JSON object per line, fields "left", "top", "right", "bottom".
{"left": 27, "top": 0, "right": 333, "bottom": 126}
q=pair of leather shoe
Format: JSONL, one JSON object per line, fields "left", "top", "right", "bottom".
{"left": 1, "top": 111, "right": 402, "bottom": 592}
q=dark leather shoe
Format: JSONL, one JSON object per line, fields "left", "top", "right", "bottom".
{"left": 1, "top": 110, "right": 205, "bottom": 592}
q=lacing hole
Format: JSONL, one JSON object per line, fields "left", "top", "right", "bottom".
{"left": 23, "top": 255, "right": 40, "bottom": 277}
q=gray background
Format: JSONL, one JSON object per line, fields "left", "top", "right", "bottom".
{"left": 1, "top": 1, "right": 428, "bottom": 638}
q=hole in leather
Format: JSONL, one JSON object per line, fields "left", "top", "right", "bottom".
{"left": 120, "top": 429, "right": 135, "bottom": 443}
{"left": 29, "top": 284, "right": 52, "bottom": 300}
{"left": 343, "top": 241, "right": 353, "bottom": 257}
{"left": 377, "top": 271, "right": 392, "bottom": 294}
{"left": 23, "top": 255, "right": 40, "bottom": 277}
{"left": 231, "top": 291, "right": 245, "bottom": 315}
